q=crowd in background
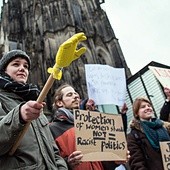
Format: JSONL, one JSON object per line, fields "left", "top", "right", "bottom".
{"left": 0, "top": 49, "right": 170, "bottom": 170}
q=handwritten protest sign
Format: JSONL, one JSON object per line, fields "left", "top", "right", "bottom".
{"left": 85, "top": 64, "right": 126, "bottom": 106}
{"left": 160, "top": 141, "right": 170, "bottom": 170}
{"left": 74, "top": 109, "right": 127, "bottom": 161}
{"left": 149, "top": 66, "right": 170, "bottom": 88}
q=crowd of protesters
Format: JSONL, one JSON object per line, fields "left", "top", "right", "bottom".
{"left": 0, "top": 49, "right": 170, "bottom": 170}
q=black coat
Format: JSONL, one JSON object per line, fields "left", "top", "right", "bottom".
{"left": 127, "top": 119, "right": 170, "bottom": 170}
{"left": 160, "top": 100, "right": 170, "bottom": 121}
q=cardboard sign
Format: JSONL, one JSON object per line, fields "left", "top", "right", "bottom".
{"left": 74, "top": 109, "right": 127, "bottom": 161}
{"left": 160, "top": 141, "right": 170, "bottom": 170}
{"left": 149, "top": 66, "right": 170, "bottom": 88}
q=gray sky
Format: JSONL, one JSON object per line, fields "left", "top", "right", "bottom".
{"left": 0, "top": 1, "right": 169, "bottom": 75}
{"left": 101, "top": 0, "right": 170, "bottom": 74}
{"left": 0, "top": 1, "right": 2, "bottom": 13}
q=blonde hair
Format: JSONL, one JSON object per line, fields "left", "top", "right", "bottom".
{"left": 133, "top": 97, "right": 152, "bottom": 119}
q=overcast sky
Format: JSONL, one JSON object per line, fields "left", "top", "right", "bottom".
{"left": 101, "top": 0, "right": 170, "bottom": 74}
{"left": 0, "top": 1, "right": 169, "bottom": 75}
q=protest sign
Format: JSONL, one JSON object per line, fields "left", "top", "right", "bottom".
{"left": 149, "top": 66, "right": 170, "bottom": 88}
{"left": 85, "top": 64, "right": 126, "bottom": 106}
{"left": 160, "top": 141, "right": 170, "bottom": 170}
{"left": 74, "top": 109, "right": 127, "bottom": 161}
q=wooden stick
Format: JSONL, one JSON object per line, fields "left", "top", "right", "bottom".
{"left": 8, "top": 32, "right": 87, "bottom": 155}
{"left": 9, "top": 74, "right": 55, "bottom": 155}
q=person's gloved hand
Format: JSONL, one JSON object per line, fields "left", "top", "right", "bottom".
{"left": 48, "top": 32, "right": 87, "bottom": 80}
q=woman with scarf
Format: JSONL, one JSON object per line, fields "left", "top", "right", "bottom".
{"left": 127, "top": 97, "right": 170, "bottom": 170}
{"left": 0, "top": 50, "right": 67, "bottom": 170}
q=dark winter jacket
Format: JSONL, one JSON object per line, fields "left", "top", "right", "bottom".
{"left": 127, "top": 118, "right": 170, "bottom": 170}
{"left": 0, "top": 89, "right": 67, "bottom": 170}
{"left": 160, "top": 100, "right": 170, "bottom": 121}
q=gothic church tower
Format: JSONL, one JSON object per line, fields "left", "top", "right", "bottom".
{"left": 0, "top": 0, "right": 131, "bottom": 110}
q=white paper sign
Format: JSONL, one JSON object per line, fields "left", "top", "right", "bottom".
{"left": 85, "top": 64, "right": 126, "bottom": 106}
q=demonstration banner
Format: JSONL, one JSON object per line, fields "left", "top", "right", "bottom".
{"left": 74, "top": 109, "right": 127, "bottom": 161}
{"left": 160, "top": 141, "right": 170, "bottom": 170}
{"left": 149, "top": 66, "right": 170, "bottom": 88}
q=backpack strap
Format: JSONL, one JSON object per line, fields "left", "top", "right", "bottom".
{"left": 131, "top": 129, "right": 149, "bottom": 160}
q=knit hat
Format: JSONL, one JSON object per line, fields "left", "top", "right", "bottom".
{"left": 0, "top": 50, "right": 31, "bottom": 72}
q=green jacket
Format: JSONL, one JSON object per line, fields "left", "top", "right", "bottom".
{"left": 0, "top": 89, "right": 68, "bottom": 170}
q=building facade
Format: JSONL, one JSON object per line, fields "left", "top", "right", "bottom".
{"left": 0, "top": 0, "right": 131, "bottom": 111}
{"left": 98, "top": 61, "right": 169, "bottom": 132}
{"left": 0, "top": 1, "right": 168, "bottom": 132}
{"left": 125, "top": 61, "right": 169, "bottom": 131}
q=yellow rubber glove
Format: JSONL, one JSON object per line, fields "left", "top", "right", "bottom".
{"left": 48, "top": 32, "right": 87, "bottom": 80}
